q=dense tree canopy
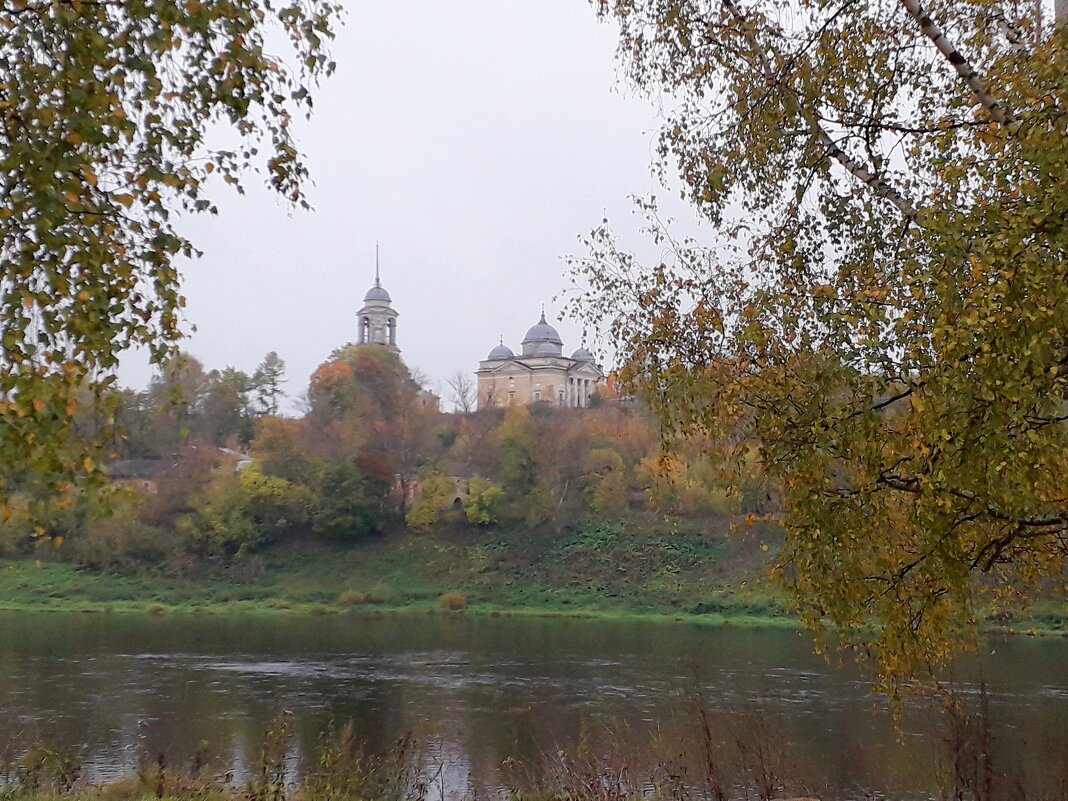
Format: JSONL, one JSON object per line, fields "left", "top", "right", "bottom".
{"left": 2, "top": 334, "right": 755, "bottom": 568}
{"left": 574, "top": 0, "right": 1067, "bottom": 686}
{"left": 0, "top": 0, "right": 340, "bottom": 505}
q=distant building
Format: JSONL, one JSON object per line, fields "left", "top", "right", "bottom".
{"left": 476, "top": 310, "right": 604, "bottom": 409}
{"left": 351, "top": 252, "right": 601, "bottom": 409}
{"left": 107, "top": 448, "right": 251, "bottom": 493}
{"left": 356, "top": 245, "right": 400, "bottom": 351}
{"left": 106, "top": 458, "right": 175, "bottom": 493}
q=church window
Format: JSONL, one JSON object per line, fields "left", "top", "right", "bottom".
{"left": 360, "top": 317, "right": 370, "bottom": 344}
{"left": 533, "top": 390, "right": 541, "bottom": 402}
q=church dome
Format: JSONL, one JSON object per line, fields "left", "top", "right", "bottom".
{"left": 487, "top": 341, "right": 515, "bottom": 360}
{"left": 533, "top": 341, "right": 562, "bottom": 357}
{"left": 521, "top": 310, "right": 563, "bottom": 356}
{"left": 364, "top": 282, "right": 391, "bottom": 303}
{"left": 522, "top": 311, "right": 563, "bottom": 346}
{"left": 571, "top": 347, "right": 596, "bottom": 363}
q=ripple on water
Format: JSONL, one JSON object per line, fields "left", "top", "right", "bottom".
{"left": 3, "top": 615, "right": 1066, "bottom": 801}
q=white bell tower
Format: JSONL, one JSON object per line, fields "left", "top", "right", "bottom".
{"left": 356, "top": 244, "right": 399, "bottom": 352}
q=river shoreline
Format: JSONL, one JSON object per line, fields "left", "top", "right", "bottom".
{"left": 7, "top": 518, "right": 1064, "bottom": 639}
{"left": 1, "top": 556, "right": 1063, "bottom": 638}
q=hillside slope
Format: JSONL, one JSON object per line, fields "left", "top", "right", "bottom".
{"left": 0, "top": 516, "right": 789, "bottom": 621}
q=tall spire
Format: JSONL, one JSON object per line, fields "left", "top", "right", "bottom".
{"left": 375, "top": 241, "right": 381, "bottom": 287}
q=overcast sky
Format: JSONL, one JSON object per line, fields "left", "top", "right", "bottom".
{"left": 117, "top": 1, "right": 706, "bottom": 408}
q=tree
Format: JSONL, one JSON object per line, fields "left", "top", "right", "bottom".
{"left": 575, "top": 0, "right": 1067, "bottom": 687}
{"left": 584, "top": 447, "right": 629, "bottom": 518}
{"left": 309, "top": 461, "right": 384, "bottom": 541}
{"left": 200, "top": 367, "right": 253, "bottom": 446}
{"left": 252, "top": 415, "right": 310, "bottom": 482}
{"left": 307, "top": 345, "right": 438, "bottom": 508}
{"left": 496, "top": 405, "right": 542, "bottom": 517}
{"left": 1, "top": 0, "right": 340, "bottom": 505}
{"left": 251, "top": 352, "right": 287, "bottom": 416}
{"left": 446, "top": 369, "right": 476, "bottom": 414}
{"left": 139, "top": 352, "right": 208, "bottom": 455}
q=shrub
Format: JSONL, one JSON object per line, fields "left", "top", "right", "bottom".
{"left": 680, "top": 484, "right": 735, "bottom": 517}
{"left": 364, "top": 583, "right": 392, "bottom": 605}
{"left": 636, "top": 454, "right": 737, "bottom": 517}
{"left": 15, "top": 744, "right": 80, "bottom": 793}
{"left": 462, "top": 478, "right": 504, "bottom": 526}
{"left": 179, "top": 466, "right": 309, "bottom": 559}
{"left": 405, "top": 472, "right": 455, "bottom": 532}
{"left": 439, "top": 591, "right": 467, "bottom": 611}
{"left": 72, "top": 493, "right": 174, "bottom": 572}
{"left": 0, "top": 495, "right": 34, "bottom": 556}
{"left": 584, "top": 448, "right": 629, "bottom": 518}
{"left": 336, "top": 590, "right": 368, "bottom": 606}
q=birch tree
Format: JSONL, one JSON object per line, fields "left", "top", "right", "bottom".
{"left": 573, "top": 0, "right": 1067, "bottom": 688}
{"left": 1, "top": 0, "right": 340, "bottom": 506}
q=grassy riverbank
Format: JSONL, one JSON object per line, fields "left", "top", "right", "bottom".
{"left": 1, "top": 517, "right": 1064, "bottom": 634}
{"left": 0, "top": 517, "right": 794, "bottom": 624}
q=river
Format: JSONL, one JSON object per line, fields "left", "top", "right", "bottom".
{"left": 0, "top": 613, "right": 1064, "bottom": 799}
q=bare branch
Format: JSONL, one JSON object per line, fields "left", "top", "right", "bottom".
{"left": 446, "top": 369, "right": 476, "bottom": 414}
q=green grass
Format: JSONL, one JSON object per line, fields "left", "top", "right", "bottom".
{"left": 0, "top": 517, "right": 1063, "bottom": 636}
{"left": 0, "top": 517, "right": 791, "bottom": 624}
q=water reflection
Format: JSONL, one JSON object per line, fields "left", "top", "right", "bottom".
{"left": 0, "top": 613, "right": 1065, "bottom": 800}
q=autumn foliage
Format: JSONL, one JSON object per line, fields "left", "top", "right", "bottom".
{"left": 574, "top": 0, "right": 1068, "bottom": 687}
{"left": 1, "top": 343, "right": 752, "bottom": 567}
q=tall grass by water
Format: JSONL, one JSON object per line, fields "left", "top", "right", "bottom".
{"left": 2, "top": 690, "right": 1064, "bottom": 801}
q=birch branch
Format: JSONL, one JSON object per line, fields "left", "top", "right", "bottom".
{"left": 899, "top": 0, "right": 1018, "bottom": 128}
{"left": 722, "top": 0, "right": 919, "bottom": 220}
{"left": 807, "top": 120, "right": 919, "bottom": 218}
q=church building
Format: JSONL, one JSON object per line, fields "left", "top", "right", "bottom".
{"left": 351, "top": 252, "right": 601, "bottom": 411}
{"left": 476, "top": 310, "right": 604, "bottom": 409}
{"left": 356, "top": 248, "right": 399, "bottom": 351}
